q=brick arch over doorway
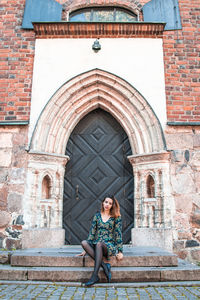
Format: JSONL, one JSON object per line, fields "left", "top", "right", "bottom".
{"left": 30, "top": 68, "right": 166, "bottom": 156}
{"left": 59, "top": 0, "right": 142, "bottom": 19}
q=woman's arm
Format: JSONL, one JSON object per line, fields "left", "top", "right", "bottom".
{"left": 87, "top": 213, "right": 97, "bottom": 242}
{"left": 114, "top": 216, "right": 123, "bottom": 259}
{"left": 116, "top": 252, "right": 123, "bottom": 260}
{"left": 76, "top": 250, "right": 86, "bottom": 256}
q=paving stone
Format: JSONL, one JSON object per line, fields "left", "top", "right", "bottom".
{"left": 186, "top": 287, "right": 200, "bottom": 296}
{"left": 0, "top": 283, "right": 200, "bottom": 299}
{"left": 176, "top": 286, "right": 199, "bottom": 299}
{"left": 154, "top": 288, "right": 175, "bottom": 299}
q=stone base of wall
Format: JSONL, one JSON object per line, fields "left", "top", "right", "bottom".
{"left": 0, "top": 125, "right": 28, "bottom": 250}
{"left": 22, "top": 228, "right": 65, "bottom": 249}
{"left": 173, "top": 239, "right": 200, "bottom": 264}
{"left": 131, "top": 228, "right": 173, "bottom": 252}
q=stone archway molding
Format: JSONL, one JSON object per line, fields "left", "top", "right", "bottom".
{"left": 23, "top": 68, "right": 173, "bottom": 249}
{"left": 30, "top": 68, "right": 166, "bottom": 156}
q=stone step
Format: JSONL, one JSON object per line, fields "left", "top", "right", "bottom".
{"left": 0, "top": 261, "right": 200, "bottom": 283}
{"left": 11, "top": 246, "right": 178, "bottom": 268}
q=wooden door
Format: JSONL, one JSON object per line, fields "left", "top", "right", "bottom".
{"left": 63, "top": 109, "right": 134, "bottom": 244}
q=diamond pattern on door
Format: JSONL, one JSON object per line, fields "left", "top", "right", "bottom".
{"left": 63, "top": 109, "right": 134, "bottom": 244}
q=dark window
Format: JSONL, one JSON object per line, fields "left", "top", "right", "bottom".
{"left": 69, "top": 7, "right": 137, "bottom": 22}
{"left": 146, "top": 175, "right": 155, "bottom": 198}
{"left": 42, "top": 175, "right": 51, "bottom": 199}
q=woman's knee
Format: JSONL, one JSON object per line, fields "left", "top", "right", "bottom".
{"left": 96, "top": 241, "right": 104, "bottom": 248}
{"left": 81, "top": 240, "right": 88, "bottom": 248}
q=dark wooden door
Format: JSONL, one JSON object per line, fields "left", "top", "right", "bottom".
{"left": 63, "top": 109, "right": 134, "bottom": 244}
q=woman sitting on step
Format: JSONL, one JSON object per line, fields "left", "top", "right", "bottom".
{"left": 78, "top": 195, "right": 123, "bottom": 286}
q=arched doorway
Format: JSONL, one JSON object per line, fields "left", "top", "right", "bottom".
{"left": 25, "top": 69, "right": 173, "bottom": 249}
{"left": 63, "top": 108, "right": 134, "bottom": 244}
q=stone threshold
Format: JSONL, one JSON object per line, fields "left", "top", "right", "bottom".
{"left": 10, "top": 246, "right": 178, "bottom": 268}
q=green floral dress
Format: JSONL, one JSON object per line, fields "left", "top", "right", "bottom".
{"left": 87, "top": 212, "right": 123, "bottom": 258}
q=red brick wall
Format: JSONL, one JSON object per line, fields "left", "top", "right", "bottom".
{"left": 164, "top": 0, "right": 200, "bottom": 123}
{"left": 141, "top": 0, "right": 200, "bottom": 123}
{"left": 0, "top": 0, "right": 35, "bottom": 122}
{"left": 0, "top": 0, "right": 199, "bottom": 123}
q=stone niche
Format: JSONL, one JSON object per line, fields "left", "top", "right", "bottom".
{"left": 22, "top": 151, "right": 69, "bottom": 248}
{"left": 129, "top": 151, "right": 175, "bottom": 251}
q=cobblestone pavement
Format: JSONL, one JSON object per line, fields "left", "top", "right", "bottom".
{"left": 0, "top": 283, "right": 200, "bottom": 300}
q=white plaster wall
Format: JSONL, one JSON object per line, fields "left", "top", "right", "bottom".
{"left": 29, "top": 38, "right": 166, "bottom": 143}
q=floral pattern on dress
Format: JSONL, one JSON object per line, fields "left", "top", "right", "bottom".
{"left": 87, "top": 212, "right": 123, "bottom": 257}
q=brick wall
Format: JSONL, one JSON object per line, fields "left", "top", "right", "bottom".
{"left": 0, "top": 0, "right": 35, "bottom": 122}
{"left": 140, "top": 0, "right": 200, "bottom": 123}
{"left": 164, "top": 0, "right": 200, "bottom": 123}
{"left": 1, "top": 0, "right": 199, "bottom": 123}
{"left": 0, "top": 0, "right": 199, "bottom": 254}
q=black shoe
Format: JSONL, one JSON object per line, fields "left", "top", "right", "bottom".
{"left": 104, "top": 263, "right": 111, "bottom": 283}
{"left": 84, "top": 275, "right": 99, "bottom": 287}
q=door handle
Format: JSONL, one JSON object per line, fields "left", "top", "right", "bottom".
{"left": 76, "top": 185, "right": 79, "bottom": 201}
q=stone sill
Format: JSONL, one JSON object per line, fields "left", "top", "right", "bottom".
{"left": 33, "top": 21, "right": 165, "bottom": 38}
{"left": 0, "top": 121, "right": 29, "bottom": 126}
{"left": 167, "top": 122, "right": 200, "bottom": 126}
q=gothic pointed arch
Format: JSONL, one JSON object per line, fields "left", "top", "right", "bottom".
{"left": 30, "top": 69, "right": 166, "bottom": 155}
{"left": 42, "top": 174, "right": 51, "bottom": 199}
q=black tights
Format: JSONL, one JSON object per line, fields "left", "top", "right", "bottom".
{"left": 81, "top": 240, "right": 108, "bottom": 279}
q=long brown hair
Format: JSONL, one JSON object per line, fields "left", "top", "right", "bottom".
{"left": 101, "top": 195, "right": 121, "bottom": 218}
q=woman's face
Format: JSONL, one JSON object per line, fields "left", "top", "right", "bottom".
{"left": 103, "top": 197, "right": 113, "bottom": 212}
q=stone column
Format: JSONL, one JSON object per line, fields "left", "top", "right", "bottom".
{"left": 128, "top": 151, "right": 175, "bottom": 251}
{"left": 22, "top": 151, "right": 69, "bottom": 248}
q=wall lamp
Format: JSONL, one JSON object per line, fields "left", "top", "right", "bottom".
{"left": 92, "top": 39, "right": 101, "bottom": 52}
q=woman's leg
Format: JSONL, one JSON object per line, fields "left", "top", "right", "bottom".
{"left": 81, "top": 240, "right": 108, "bottom": 272}
{"left": 81, "top": 240, "right": 110, "bottom": 284}
{"left": 81, "top": 240, "right": 95, "bottom": 259}
{"left": 92, "top": 241, "right": 108, "bottom": 278}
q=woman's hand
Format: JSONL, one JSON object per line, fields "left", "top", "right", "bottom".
{"left": 76, "top": 251, "right": 86, "bottom": 257}
{"left": 116, "top": 252, "right": 123, "bottom": 261}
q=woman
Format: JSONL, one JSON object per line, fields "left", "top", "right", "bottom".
{"left": 79, "top": 195, "right": 123, "bottom": 286}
